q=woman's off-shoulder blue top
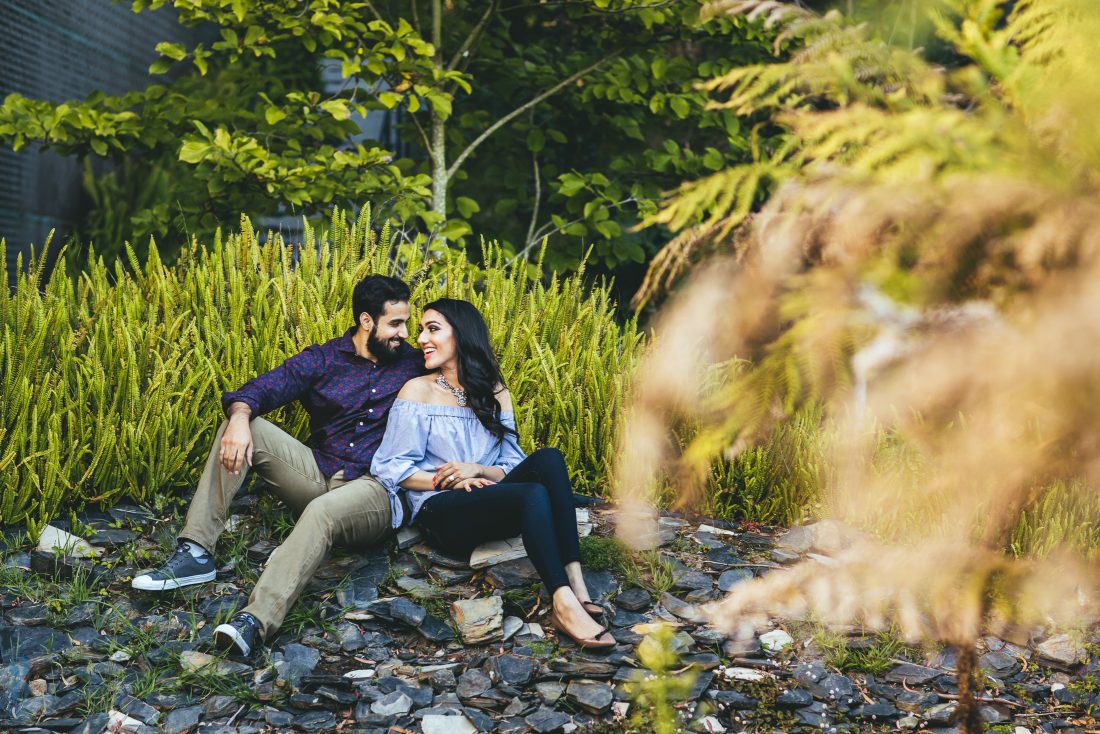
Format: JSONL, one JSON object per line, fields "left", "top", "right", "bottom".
{"left": 370, "top": 399, "right": 526, "bottom": 528}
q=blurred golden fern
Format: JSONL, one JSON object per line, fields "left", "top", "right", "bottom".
{"left": 619, "top": 4, "right": 1100, "bottom": 728}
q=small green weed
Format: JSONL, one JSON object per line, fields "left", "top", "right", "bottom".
{"left": 814, "top": 626, "right": 917, "bottom": 676}
{"left": 579, "top": 536, "right": 632, "bottom": 574}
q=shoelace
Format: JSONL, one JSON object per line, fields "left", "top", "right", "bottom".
{"left": 162, "top": 545, "right": 202, "bottom": 574}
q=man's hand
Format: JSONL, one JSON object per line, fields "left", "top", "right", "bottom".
{"left": 434, "top": 461, "right": 485, "bottom": 489}
{"left": 450, "top": 477, "right": 496, "bottom": 492}
{"left": 219, "top": 415, "right": 254, "bottom": 475}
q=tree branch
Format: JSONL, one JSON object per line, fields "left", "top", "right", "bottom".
{"left": 444, "top": 52, "right": 618, "bottom": 183}
{"left": 525, "top": 152, "right": 541, "bottom": 247}
{"left": 447, "top": 0, "right": 498, "bottom": 75}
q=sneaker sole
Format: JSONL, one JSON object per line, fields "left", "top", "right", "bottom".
{"left": 213, "top": 623, "right": 252, "bottom": 657}
{"left": 131, "top": 569, "right": 216, "bottom": 591}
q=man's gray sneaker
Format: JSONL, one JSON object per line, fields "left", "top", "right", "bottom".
{"left": 131, "top": 542, "right": 216, "bottom": 591}
{"left": 213, "top": 612, "right": 261, "bottom": 657}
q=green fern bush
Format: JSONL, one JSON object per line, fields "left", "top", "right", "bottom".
{"left": 0, "top": 208, "right": 644, "bottom": 532}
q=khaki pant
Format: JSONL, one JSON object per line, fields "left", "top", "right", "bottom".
{"left": 180, "top": 418, "right": 391, "bottom": 639}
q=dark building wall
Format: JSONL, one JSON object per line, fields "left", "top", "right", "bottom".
{"left": 0, "top": 0, "right": 199, "bottom": 281}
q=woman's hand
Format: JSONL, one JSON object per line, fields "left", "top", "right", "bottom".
{"left": 450, "top": 477, "right": 496, "bottom": 492}
{"left": 434, "top": 461, "right": 485, "bottom": 489}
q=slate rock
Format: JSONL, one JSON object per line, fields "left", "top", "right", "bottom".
{"left": 535, "top": 681, "right": 565, "bottom": 705}
{"left": 925, "top": 701, "right": 957, "bottom": 725}
{"left": 548, "top": 659, "right": 617, "bottom": 678}
{"left": 980, "top": 650, "right": 1019, "bottom": 674}
{"left": 8, "top": 605, "right": 50, "bottom": 626}
{"left": 614, "top": 587, "right": 651, "bottom": 612}
{"left": 491, "top": 655, "right": 539, "bottom": 687}
{"left": 419, "top": 615, "right": 458, "bottom": 642}
{"left": 852, "top": 702, "right": 898, "bottom": 719}
{"left": 771, "top": 547, "right": 801, "bottom": 564}
{"left": 895, "top": 690, "right": 940, "bottom": 713}
{"left": 705, "top": 546, "right": 743, "bottom": 568}
{"left": 659, "top": 592, "right": 703, "bottom": 622}
{"left": 428, "top": 667, "right": 458, "bottom": 692}
{"left": 673, "top": 570, "right": 713, "bottom": 592}
{"left": 198, "top": 595, "right": 246, "bottom": 621}
{"left": 422, "top": 714, "right": 478, "bottom": 734}
{"left": 292, "top": 710, "right": 338, "bottom": 732}
{"left": 456, "top": 669, "right": 492, "bottom": 700}
{"left": 585, "top": 569, "right": 619, "bottom": 601}
{"left": 486, "top": 558, "right": 539, "bottom": 590}
{"left": 390, "top": 597, "right": 427, "bottom": 627}
{"left": 336, "top": 555, "right": 389, "bottom": 608}
{"left": 979, "top": 705, "right": 1009, "bottom": 724}
{"left": 202, "top": 694, "right": 238, "bottom": 718}
{"left": 162, "top": 705, "right": 203, "bottom": 734}
{"left": 70, "top": 713, "right": 111, "bottom": 734}
{"left": 1036, "top": 634, "right": 1084, "bottom": 668}
{"left": 0, "top": 625, "right": 72, "bottom": 659}
{"left": 116, "top": 694, "right": 160, "bottom": 725}
{"left": 62, "top": 602, "right": 98, "bottom": 628}
{"left": 566, "top": 680, "right": 613, "bottom": 714}
{"left": 717, "top": 568, "right": 754, "bottom": 592}
{"left": 776, "top": 688, "right": 813, "bottom": 709}
{"left": 372, "top": 690, "right": 413, "bottom": 716}
{"left": 796, "top": 703, "right": 833, "bottom": 728}
{"left": 525, "top": 706, "right": 571, "bottom": 733}
{"left": 884, "top": 662, "right": 940, "bottom": 685}
{"left": 687, "top": 670, "right": 715, "bottom": 700}
{"left": 451, "top": 597, "right": 503, "bottom": 644}
{"left": 611, "top": 608, "right": 647, "bottom": 627}
{"left": 709, "top": 689, "right": 758, "bottom": 710}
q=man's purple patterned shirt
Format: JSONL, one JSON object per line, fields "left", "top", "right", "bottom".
{"left": 222, "top": 328, "right": 425, "bottom": 480}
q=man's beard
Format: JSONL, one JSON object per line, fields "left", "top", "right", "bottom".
{"left": 368, "top": 326, "right": 402, "bottom": 365}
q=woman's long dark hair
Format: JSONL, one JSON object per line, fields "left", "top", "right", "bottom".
{"left": 423, "top": 298, "right": 516, "bottom": 441}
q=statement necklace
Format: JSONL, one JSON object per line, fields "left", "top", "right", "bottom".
{"left": 436, "top": 373, "right": 468, "bottom": 407}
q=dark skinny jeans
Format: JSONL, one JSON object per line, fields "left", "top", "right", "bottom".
{"left": 415, "top": 447, "right": 580, "bottom": 592}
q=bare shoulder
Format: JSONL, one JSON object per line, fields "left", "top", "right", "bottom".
{"left": 397, "top": 375, "right": 436, "bottom": 401}
{"left": 495, "top": 386, "right": 513, "bottom": 412}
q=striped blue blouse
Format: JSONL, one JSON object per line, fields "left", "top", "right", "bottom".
{"left": 370, "top": 398, "right": 526, "bottom": 528}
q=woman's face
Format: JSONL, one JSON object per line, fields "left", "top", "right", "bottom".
{"left": 418, "top": 309, "right": 457, "bottom": 371}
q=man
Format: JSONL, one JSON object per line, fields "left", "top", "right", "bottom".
{"left": 132, "top": 275, "right": 424, "bottom": 656}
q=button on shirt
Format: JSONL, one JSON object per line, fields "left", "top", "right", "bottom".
{"left": 222, "top": 328, "right": 425, "bottom": 480}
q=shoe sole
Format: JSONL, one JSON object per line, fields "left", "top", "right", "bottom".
{"left": 131, "top": 569, "right": 216, "bottom": 591}
{"left": 212, "top": 623, "right": 252, "bottom": 657}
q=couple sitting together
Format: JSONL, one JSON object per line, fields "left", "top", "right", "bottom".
{"left": 131, "top": 275, "right": 615, "bottom": 656}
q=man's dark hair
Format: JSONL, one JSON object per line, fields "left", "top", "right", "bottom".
{"left": 352, "top": 275, "right": 410, "bottom": 327}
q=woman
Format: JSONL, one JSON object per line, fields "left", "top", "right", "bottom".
{"left": 371, "top": 298, "right": 615, "bottom": 650}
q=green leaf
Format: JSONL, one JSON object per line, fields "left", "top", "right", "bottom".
{"left": 319, "top": 99, "right": 350, "bottom": 120}
{"left": 378, "top": 91, "right": 402, "bottom": 109}
{"left": 426, "top": 93, "right": 452, "bottom": 120}
{"left": 455, "top": 196, "right": 480, "bottom": 218}
{"left": 670, "top": 96, "right": 691, "bottom": 118}
{"left": 526, "top": 128, "right": 545, "bottom": 153}
{"left": 155, "top": 42, "right": 187, "bottom": 61}
{"left": 651, "top": 56, "right": 668, "bottom": 81}
{"left": 90, "top": 139, "right": 108, "bottom": 156}
{"left": 148, "top": 58, "right": 173, "bottom": 75}
{"left": 179, "top": 141, "right": 210, "bottom": 163}
{"left": 264, "top": 107, "right": 287, "bottom": 125}
{"left": 231, "top": 0, "right": 247, "bottom": 23}
{"left": 558, "top": 174, "right": 585, "bottom": 197}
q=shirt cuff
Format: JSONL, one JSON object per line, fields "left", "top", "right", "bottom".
{"left": 222, "top": 393, "right": 261, "bottom": 418}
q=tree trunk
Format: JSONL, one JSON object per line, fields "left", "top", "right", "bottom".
{"left": 955, "top": 643, "right": 983, "bottom": 734}
{"left": 430, "top": 0, "right": 447, "bottom": 222}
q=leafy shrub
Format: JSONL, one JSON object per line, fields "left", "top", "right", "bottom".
{"left": 0, "top": 208, "right": 643, "bottom": 532}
